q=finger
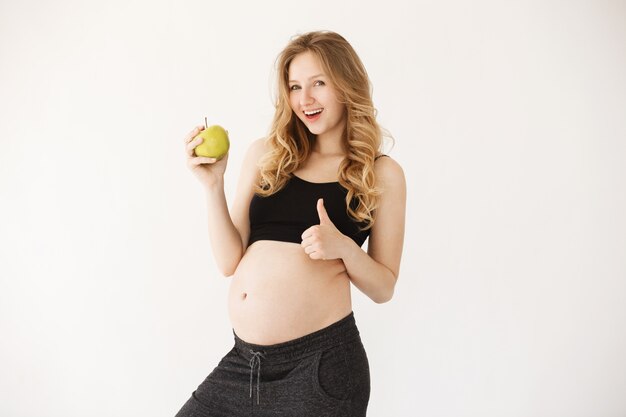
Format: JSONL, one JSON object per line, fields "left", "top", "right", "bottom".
{"left": 300, "top": 236, "right": 311, "bottom": 248}
{"left": 184, "top": 125, "right": 205, "bottom": 143}
{"left": 300, "top": 225, "right": 318, "bottom": 241}
{"left": 303, "top": 244, "right": 312, "bottom": 255}
{"left": 300, "top": 228, "right": 312, "bottom": 241}
{"left": 317, "top": 198, "right": 332, "bottom": 225}
{"left": 309, "top": 251, "right": 323, "bottom": 260}
{"left": 186, "top": 136, "right": 204, "bottom": 156}
{"left": 188, "top": 156, "right": 217, "bottom": 166}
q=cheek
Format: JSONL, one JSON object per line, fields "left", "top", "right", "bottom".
{"left": 289, "top": 95, "right": 300, "bottom": 113}
{"left": 322, "top": 92, "right": 341, "bottom": 112}
{"left": 327, "top": 102, "right": 344, "bottom": 119}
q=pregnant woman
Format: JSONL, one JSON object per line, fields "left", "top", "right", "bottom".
{"left": 176, "top": 30, "right": 406, "bottom": 417}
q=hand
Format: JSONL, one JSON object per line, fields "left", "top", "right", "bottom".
{"left": 300, "top": 198, "right": 349, "bottom": 261}
{"left": 184, "top": 125, "right": 229, "bottom": 189}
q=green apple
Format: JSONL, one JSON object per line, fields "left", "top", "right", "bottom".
{"left": 194, "top": 124, "right": 230, "bottom": 160}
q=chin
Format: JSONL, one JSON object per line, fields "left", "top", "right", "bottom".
{"left": 311, "top": 129, "right": 329, "bottom": 137}
{"left": 300, "top": 122, "right": 320, "bottom": 134}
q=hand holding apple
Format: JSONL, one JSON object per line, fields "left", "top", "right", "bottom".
{"left": 193, "top": 120, "right": 230, "bottom": 160}
{"left": 185, "top": 117, "right": 230, "bottom": 190}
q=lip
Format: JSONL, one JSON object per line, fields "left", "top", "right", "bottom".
{"left": 303, "top": 108, "right": 323, "bottom": 122}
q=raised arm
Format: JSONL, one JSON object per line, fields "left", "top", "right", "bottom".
{"left": 186, "top": 125, "right": 267, "bottom": 277}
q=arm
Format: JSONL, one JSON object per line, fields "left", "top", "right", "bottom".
{"left": 206, "top": 137, "right": 266, "bottom": 277}
{"left": 204, "top": 181, "right": 245, "bottom": 277}
{"left": 340, "top": 157, "right": 406, "bottom": 303}
{"left": 300, "top": 156, "right": 406, "bottom": 303}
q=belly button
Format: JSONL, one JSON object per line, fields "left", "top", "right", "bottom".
{"left": 242, "top": 292, "right": 247, "bottom": 300}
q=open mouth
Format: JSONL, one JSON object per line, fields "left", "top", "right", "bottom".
{"left": 304, "top": 108, "right": 323, "bottom": 120}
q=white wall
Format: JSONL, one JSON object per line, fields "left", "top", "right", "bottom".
{"left": 1, "top": 0, "right": 625, "bottom": 416}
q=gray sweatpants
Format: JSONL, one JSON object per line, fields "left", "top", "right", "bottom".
{"left": 174, "top": 311, "right": 371, "bottom": 417}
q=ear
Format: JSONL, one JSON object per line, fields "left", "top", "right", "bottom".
{"left": 317, "top": 198, "right": 333, "bottom": 225}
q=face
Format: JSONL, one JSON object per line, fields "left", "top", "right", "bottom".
{"left": 287, "top": 51, "right": 346, "bottom": 140}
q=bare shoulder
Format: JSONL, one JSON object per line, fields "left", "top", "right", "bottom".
{"left": 250, "top": 136, "right": 269, "bottom": 153}
{"left": 374, "top": 155, "right": 406, "bottom": 188}
{"left": 239, "top": 137, "right": 270, "bottom": 178}
{"left": 247, "top": 137, "right": 269, "bottom": 162}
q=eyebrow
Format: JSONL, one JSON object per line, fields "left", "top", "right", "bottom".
{"left": 288, "top": 74, "right": 325, "bottom": 83}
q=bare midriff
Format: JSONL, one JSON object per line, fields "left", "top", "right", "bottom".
{"left": 227, "top": 240, "right": 353, "bottom": 345}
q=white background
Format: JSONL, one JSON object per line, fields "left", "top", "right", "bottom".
{"left": 1, "top": 0, "right": 625, "bottom": 416}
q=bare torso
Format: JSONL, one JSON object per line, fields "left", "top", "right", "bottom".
{"left": 227, "top": 241, "right": 352, "bottom": 345}
{"left": 227, "top": 157, "right": 353, "bottom": 345}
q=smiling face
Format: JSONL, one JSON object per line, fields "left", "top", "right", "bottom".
{"left": 287, "top": 51, "right": 347, "bottom": 141}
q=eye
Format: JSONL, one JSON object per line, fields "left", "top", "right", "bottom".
{"left": 289, "top": 81, "right": 324, "bottom": 91}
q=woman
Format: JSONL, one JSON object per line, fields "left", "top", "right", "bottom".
{"left": 177, "top": 30, "right": 406, "bottom": 417}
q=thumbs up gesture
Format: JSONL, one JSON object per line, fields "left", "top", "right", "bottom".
{"left": 300, "top": 198, "right": 349, "bottom": 261}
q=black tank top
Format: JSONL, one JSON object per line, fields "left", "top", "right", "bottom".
{"left": 247, "top": 155, "right": 388, "bottom": 248}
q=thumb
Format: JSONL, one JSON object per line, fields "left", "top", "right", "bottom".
{"left": 317, "top": 198, "right": 333, "bottom": 225}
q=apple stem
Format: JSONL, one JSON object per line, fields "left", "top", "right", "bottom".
{"left": 204, "top": 117, "right": 208, "bottom": 129}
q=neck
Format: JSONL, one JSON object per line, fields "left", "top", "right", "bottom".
{"left": 312, "top": 122, "right": 347, "bottom": 156}
{"left": 312, "top": 137, "right": 346, "bottom": 157}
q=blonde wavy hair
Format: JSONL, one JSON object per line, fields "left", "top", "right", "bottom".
{"left": 254, "top": 30, "right": 394, "bottom": 231}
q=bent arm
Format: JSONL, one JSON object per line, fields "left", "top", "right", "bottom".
{"left": 204, "top": 180, "right": 244, "bottom": 277}
{"left": 341, "top": 239, "right": 398, "bottom": 303}
{"left": 204, "top": 137, "right": 267, "bottom": 277}
{"left": 340, "top": 157, "right": 406, "bottom": 303}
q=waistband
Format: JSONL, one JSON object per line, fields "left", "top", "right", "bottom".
{"left": 233, "top": 311, "right": 361, "bottom": 363}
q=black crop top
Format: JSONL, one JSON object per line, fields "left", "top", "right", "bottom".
{"left": 247, "top": 155, "right": 388, "bottom": 248}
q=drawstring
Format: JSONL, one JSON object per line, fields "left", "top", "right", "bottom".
{"left": 249, "top": 349, "right": 265, "bottom": 404}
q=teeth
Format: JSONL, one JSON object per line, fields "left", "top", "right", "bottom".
{"left": 304, "top": 109, "right": 323, "bottom": 116}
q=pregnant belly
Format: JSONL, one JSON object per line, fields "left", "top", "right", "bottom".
{"left": 227, "top": 240, "right": 353, "bottom": 345}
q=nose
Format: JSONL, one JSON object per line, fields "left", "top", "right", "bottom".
{"left": 299, "top": 87, "right": 314, "bottom": 107}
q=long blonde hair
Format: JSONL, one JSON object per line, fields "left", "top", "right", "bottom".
{"left": 254, "top": 30, "right": 393, "bottom": 231}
